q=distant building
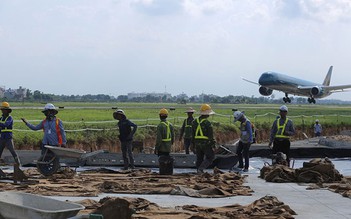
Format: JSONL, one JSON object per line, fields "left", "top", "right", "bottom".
{"left": 3, "top": 86, "right": 28, "bottom": 100}
{"left": 16, "top": 86, "right": 27, "bottom": 98}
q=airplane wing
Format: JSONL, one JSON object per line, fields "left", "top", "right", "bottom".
{"left": 241, "top": 77, "right": 259, "bottom": 85}
{"left": 323, "top": 84, "right": 351, "bottom": 93}
{"left": 297, "top": 84, "right": 351, "bottom": 93}
{"left": 297, "top": 86, "right": 316, "bottom": 90}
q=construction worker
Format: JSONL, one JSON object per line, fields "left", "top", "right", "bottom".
{"left": 21, "top": 103, "right": 66, "bottom": 154}
{"left": 0, "top": 102, "right": 21, "bottom": 166}
{"left": 192, "top": 104, "right": 215, "bottom": 173}
{"left": 155, "top": 108, "right": 174, "bottom": 156}
{"left": 268, "top": 105, "right": 295, "bottom": 166}
{"left": 233, "top": 111, "right": 253, "bottom": 172}
{"left": 113, "top": 109, "right": 137, "bottom": 170}
{"left": 314, "top": 119, "right": 322, "bottom": 137}
{"left": 179, "top": 107, "right": 196, "bottom": 154}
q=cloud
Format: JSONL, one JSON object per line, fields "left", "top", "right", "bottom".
{"left": 278, "top": 0, "right": 351, "bottom": 23}
{"left": 132, "top": 0, "right": 182, "bottom": 16}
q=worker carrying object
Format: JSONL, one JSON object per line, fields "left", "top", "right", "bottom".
{"left": 192, "top": 104, "right": 215, "bottom": 174}
{"left": 0, "top": 102, "right": 21, "bottom": 166}
{"left": 21, "top": 103, "right": 67, "bottom": 154}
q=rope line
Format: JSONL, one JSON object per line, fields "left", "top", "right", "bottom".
{"left": 11, "top": 113, "right": 351, "bottom": 133}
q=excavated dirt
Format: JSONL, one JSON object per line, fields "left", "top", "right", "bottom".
{"left": 0, "top": 167, "right": 253, "bottom": 198}
{"left": 76, "top": 195, "right": 297, "bottom": 219}
{"left": 260, "top": 158, "right": 351, "bottom": 199}
{"left": 1, "top": 158, "right": 350, "bottom": 218}
{"left": 2, "top": 167, "right": 299, "bottom": 218}
{"left": 325, "top": 135, "right": 351, "bottom": 142}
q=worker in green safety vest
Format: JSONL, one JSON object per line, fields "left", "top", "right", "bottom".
{"left": 192, "top": 104, "right": 216, "bottom": 174}
{"left": 268, "top": 105, "right": 295, "bottom": 166}
{"left": 155, "top": 108, "right": 174, "bottom": 156}
{"left": 179, "top": 107, "right": 196, "bottom": 154}
{"left": 0, "top": 102, "right": 21, "bottom": 166}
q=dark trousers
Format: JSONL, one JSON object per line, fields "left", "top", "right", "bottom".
{"left": 121, "top": 140, "right": 134, "bottom": 168}
{"left": 157, "top": 151, "right": 170, "bottom": 156}
{"left": 272, "top": 138, "right": 291, "bottom": 166}
{"left": 196, "top": 145, "right": 215, "bottom": 171}
{"left": 236, "top": 141, "right": 251, "bottom": 169}
{"left": 183, "top": 138, "right": 191, "bottom": 154}
{"left": 0, "top": 139, "right": 18, "bottom": 159}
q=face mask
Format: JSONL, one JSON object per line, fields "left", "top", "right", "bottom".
{"left": 45, "top": 111, "right": 55, "bottom": 120}
{"left": 47, "top": 114, "right": 55, "bottom": 120}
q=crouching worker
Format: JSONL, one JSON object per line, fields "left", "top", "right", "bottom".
{"left": 233, "top": 111, "right": 253, "bottom": 172}
{"left": 0, "top": 102, "right": 21, "bottom": 166}
{"left": 192, "top": 104, "right": 215, "bottom": 174}
{"left": 21, "top": 103, "right": 66, "bottom": 154}
{"left": 155, "top": 108, "right": 174, "bottom": 175}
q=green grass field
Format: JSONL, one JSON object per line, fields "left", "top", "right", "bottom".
{"left": 7, "top": 102, "right": 351, "bottom": 150}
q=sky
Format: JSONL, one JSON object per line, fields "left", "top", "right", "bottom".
{"left": 1, "top": 0, "right": 351, "bottom": 101}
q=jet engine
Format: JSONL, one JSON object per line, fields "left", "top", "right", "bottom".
{"left": 310, "top": 86, "right": 321, "bottom": 96}
{"left": 259, "top": 86, "right": 273, "bottom": 96}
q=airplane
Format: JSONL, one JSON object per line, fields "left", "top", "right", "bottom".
{"left": 243, "top": 66, "right": 351, "bottom": 104}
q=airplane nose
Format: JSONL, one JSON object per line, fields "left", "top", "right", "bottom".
{"left": 259, "top": 72, "right": 272, "bottom": 85}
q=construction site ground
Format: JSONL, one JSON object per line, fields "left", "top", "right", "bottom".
{"left": 1, "top": 157, "right": 348, "bottom": 219}
{"left": 0, "top": 136, "right": 351, "bottom": 218}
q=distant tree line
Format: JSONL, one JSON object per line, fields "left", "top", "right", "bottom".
{"left": 2, "top": 89, "right": 350, "bottom": 105}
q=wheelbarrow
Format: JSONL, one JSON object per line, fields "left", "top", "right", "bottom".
{"left": 36, "top": 145, "right": 106, "bottom": 176}
{"left": 0, "top": 191, "right": 84, "bottom": 219}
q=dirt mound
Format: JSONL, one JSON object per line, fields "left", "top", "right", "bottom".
{"left": 80, "top": 195, "right": 296, "bottom": 219}
{"left": 260, "top": 158, "right": 343, "bottom": 183}
{"left": 1, "top": 167, "right": 252, "bottom": 198}
{"left": 259, "top": 158, "right": 351, "bottom": 200}
{"left": 326, "top": 135, "right": 351, "bottom": 142}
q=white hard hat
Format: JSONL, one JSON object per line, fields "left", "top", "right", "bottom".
{"left": 315, "top": 119, "right": 319, "bottom": 122}
{"left": 233, "top": 111, "right": 244, "bottom": 122}
{"left": 279, "top": 105, "right": 288, "bottom": 112}
{"left": 44, "top": 103, "right": 56, "bottom": 110}
{"left": 115, "top": 109, "right": 125, "bottom": 116}
{"left": 42, "top": 103, "right": 58, "bottom": 114}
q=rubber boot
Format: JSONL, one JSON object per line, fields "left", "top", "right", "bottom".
{"left": 198, "top": 159, "right": 212, "bottom": 171}
{"left": 14, "top": 156, "right": 21, "bottom": 167}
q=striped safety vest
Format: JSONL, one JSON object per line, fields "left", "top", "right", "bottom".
{"left": 161, "top": 121, "right": 171, "bottom": 142}
{"left": 0, "top": 116, "right": 12, "bottom": 133}
{"left": 275, "top": 118, "right": 289, "bottom": 139}
{"left": 194, "top": 118, "right": 209, "bottom": 140}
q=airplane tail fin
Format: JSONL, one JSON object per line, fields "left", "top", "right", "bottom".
{"left": 323, "top": 66, "right": 333, "bottom": 86}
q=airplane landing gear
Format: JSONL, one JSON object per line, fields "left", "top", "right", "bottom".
{"left": 283, "top": 93, "right": 291, "bottom": 103}
{"left": 283, "top": 97, "right": 291, "bottom": 103}
{"left": 308, "top": 97, "right": 316, "bottom": 104}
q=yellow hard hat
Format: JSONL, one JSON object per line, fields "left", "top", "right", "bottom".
{"left": 200, "top": 104, "right": 215, "bottom": 115}
{"left": 1, "top": 102, "right": 11, "bottom": 109}
{"left": 159, "top": 108, "right": 169, "bottom": 116}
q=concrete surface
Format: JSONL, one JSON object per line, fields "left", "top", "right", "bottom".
{"left": 49, "top": 157, "right": 351, "bottom": 219}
